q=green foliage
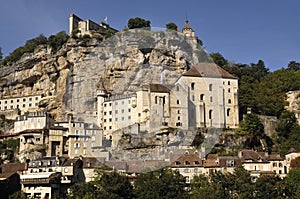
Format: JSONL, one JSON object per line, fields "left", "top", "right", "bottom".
{"left": 166, "top": 22, "right": 178, "bottom": 31}
{"left": 104, "top": 29, "right": 115, "bottom": 39}
{"left": 191, "top": 167, "right": 254, "bottom": 199}
{"left": 1, "top": 32, "right": 69, "bottom": 65}
{"left": 48, "top": 31, "right": 69, "bottom": 53}
{"left": 71, "top": 28, "right": 81, "bottom": 38}
{"left": 210, "top": 52, "right": 228, "bottom": 67}
{"left": 275, "top": 111, "right": 300, "bottom": 155}
{"left": 68, "top": 171, "right": 133, "bottom": 199}
{"left": 134, "top": 168, "right": 188, "bottom": 199}
{"left": 254, "top": 175, "right": 284, "bottom": 199}
{"left": 285, "top": 169, "right": 300, "bottom": 198}
{"left": 128, "top": 17, "right": 151, "bottom": 29}
{"left": 287, "top": 61, "right": 300, "bottom": 71}
{"left": 1, "top": 34, "right": 47, "bottom": 65}
{"left": 3, "top": 138, "right": 19, "bottom": 151}
{"left": 237, "top": 113, "right": 266, "bottom": 149}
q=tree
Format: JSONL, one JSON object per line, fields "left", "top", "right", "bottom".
{"left": 209, "top": 52, "right": 228, "bottom": 67}
{"left": 254, "top": 175, "right": 284, "bottom": 199}
{"left": 166, "top": 22, "right": 178, "bottom": 31}
{"left": 128, "top": 17, "right": 151, "bottom": 29}
{"left": 47, "top": 31, "right": 69, "bottom": 53}
{"left": 276, "top": 110, "right": 297, "bottom": 139}
{"left": 68, "top": 171, "right": 133, "bottom": 199}
{"left": 284, "top": 169, "right": 300, "bottom": 198}
{"left": 134, "top": 168, "right": 188, "bottom": 199}
{"left": 237, "top": 113, "right": 265, "bottom": 149}
{"left": 287, "top": 61, "right": 300, "bottom": 71}
{"left": 190, "top": 174, "right": 216, "bottom": 199}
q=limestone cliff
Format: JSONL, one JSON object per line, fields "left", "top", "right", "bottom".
{"left": 0, "top": 29, "right": 212, "bottom": 123}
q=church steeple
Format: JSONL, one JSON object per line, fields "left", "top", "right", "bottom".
{"left": 182, "top": 17, "right": 195, "bottom": 38}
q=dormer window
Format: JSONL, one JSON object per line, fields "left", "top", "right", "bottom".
{"left": 185, "top": 161, "right": 190, "bottom": 165}
{"left": 175, "top": 161, "right": 180, "bottom": 165}
{"left": 194, "top": 161, "right": 200, "bottom": 165}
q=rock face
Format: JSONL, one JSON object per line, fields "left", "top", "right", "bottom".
{"left": 1, "top": 29, "right": 211, "bottom": 122}
{"left": 1, "top": 29, "right": 213, "bottom": 160}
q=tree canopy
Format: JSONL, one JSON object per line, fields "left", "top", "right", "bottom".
{"left": 166, "top": 22, "right": 178, "bottom": 31}
{"left": 128, "top": 17, "right": 151, "bottom": 29}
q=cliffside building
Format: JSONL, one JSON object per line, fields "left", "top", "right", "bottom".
{"left": 69, "top": 13, "right": 117, "bottom": 36}
{"left": 97, "top": 63, "right": 239, "bottom": 140}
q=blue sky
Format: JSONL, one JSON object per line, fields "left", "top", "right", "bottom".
{"left": 0, "top": 0, "right": 299, "bottom": 71}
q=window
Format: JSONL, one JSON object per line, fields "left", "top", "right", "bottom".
{"left": 122, "top": 109, "right": 124, "bottom": 113}
{"left": 29, "top": 103, "right": 32, "bottom": 107}
{"left": 10, "top": 105, "right": 13, "bottom": 109}
{"left": 109, "top": 126, "right": 112, "bottom": 130}
{"left": 209, "top": 110, "right": 213, "bottom": 119}
{"left": 176, "top": 85, "right": 179, "bottom": 91}
{"left": 200, "top": 94, "right": 204, "bottom": 101}
{"left": 185, "top": 161, "right": 190, "bottom": 165}
{"left": 35, "top": 97, "right": 39, "bottom": 100}
{"left": 23, "top": 98, "right": 26, "bottom": 102}
{"left": 192, "top": 95, "right": 195, "bottom": 101}
{"left": 228, "top": 99, "right": 232, "bottom": 104}
{"left": 138, "top": 113, "right": 141, "bottom": 117}
{"left": 104, "top": 112, "right": 107, "bottom": 115}
{"left": 104, "top": 103, "right": 107, "bottom": 107}
{"left": 115, "top": 110, "right": 118, "bottom": 114}
{"left": 210, "top": 96, "right": 213, "bottom": 102}
{"left": 116, "top": 118, "right": 118, "bottom": 121}
{"left": 122, "top": 117, "right": 124, "bottom": 121}
{"left": 228, "top": 88, "right": 231, "bottom": 93}
{"left": 109, "top": 103, "right": 112, "bottom": 106}
{"left": 104, "top": 119, "right": 107, "bottom": 122}
{"left": 128, "top": 116, "right": 131, "bottom": 120}
{"left": 227, "top": 108, "right": 230, "bottom": 117}
{"left": 17, "top": 99, "right": 20, "bottom": 102}
{"left": 29, "top": 97, "right": 32, "bottom": 101}
{"left": 115, "top": 102, "right": 118, "bottom": 105}
{"left": 109, "top": 111, "right": 112, "bottom": 115}
{"left": 177, "top": 100, "right": 180, "bottom": 104}
{"left": 4, "top": 100, "right": 7, "bottom": 104}
{"left": 228, "top": 81, "right": 230, "bottom": 85}
{"left": 191, "top": 82, "right": 195, "bottom": 90}
{"left": 122, "top": 101, "right": 124, "bottom": 104}
{"left": 177, "top": 110, "right": 180, "bottom": 114}
{"left": 178, "top": 116, "right": 180, "bottom": 120}
{"left": 11, "top": 99, "right": 13, "bottom": 103}
{"left": 209, "top": 84, "right": 213, "bottom": 91}
{"left": 109, "top": 118, "right": 112, "bottom": 122}
{"left": 128, "top": 108, "right": 131, "bottom": 112}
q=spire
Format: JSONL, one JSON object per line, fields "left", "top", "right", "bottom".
{"left": 182, "top": 17, "right": 195, "bottom": 38}
{"left": 183, "top": 17, "right": 192, "bottom": 30}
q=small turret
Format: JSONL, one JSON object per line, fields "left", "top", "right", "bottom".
{"left": 182, "top": 18, "right": 195, "bottom": 38}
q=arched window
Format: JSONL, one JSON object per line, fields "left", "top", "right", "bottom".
{"left": 209, "top": 110, "right": 213, "bottom": 119}
{"left": 227, "top": 108, "right": 230, "bottom": 117}
{"left": 228, "top": 99, "right": 232, "bottom": 104}
{"left": 209, "top": 84, "right": 213, "bottom": 91}
{"left": 176, "top": 85, "right": 179, "bottom": 91}
{"left": 191, "top": 83, "right": 195, "bottom": 90}
{"left": 200, "top": 94, "right": 205, "bottom": 101}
